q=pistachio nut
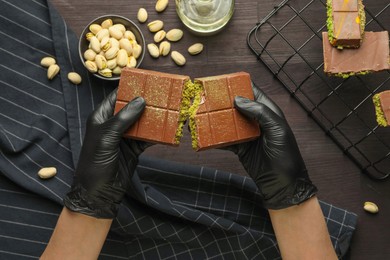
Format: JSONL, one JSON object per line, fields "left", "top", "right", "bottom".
{"left": 96, "top": 28, "right": 109, "bottom": 41}
{"left": 127, "top": 56, "right": 137, "bottom": 68}
{"left": 137, "top": 8, "right": 148, "bottom": 23}
{"left": 85, "top": 60, "right": 98, "bottom": 73}
{"left": 38, "top": 167, "right": 57, "bottom": 179}
{"left": 148, "top": 20, "right": 164, "bottom": 33}
{"left": 68, "top": 72, "right": 82, "bottom": 85}
{"left": 112, "top": 23, "right": 126, "bottom": 33}
{"left": 117, "top": 49, "right": 128, "bottom": 67}
{"left": 159, "top": 41, "right": 171, "bottom": 56}
{"left": 99, "top": 36, "right": 110, "bottom": 52}
{"left": 109, "top": 37, "right": 120, "bottom": 49}
{"left": 101, "top": 18, "right": 113, "bottom": 29}
{"left": 106, "top": 59, "right": 117, "bottom": 70}
{"left": 364, "top": 201, "right": 379, "bottom": 214}
{"left": 188, "top": 43, "right": 204, "bottom": 55}
{"left": 90, "top": 36, "right": 101, "bottom": 53}
{"left": 112, "top": 66, "right": 122, "bottom": 75}
{"left": 47, "top": 64, "right": 60, "bottom": 80}
{"left": 147, "top": 43, "right": 160, "bottom": 58}
{"left": 109, "top": 26, "right": 123, "bottom": 40}
{"left": 40, "top": 57, "right": 56, "bottom": 67}
{"left": 124, "top": 30, "right": 136, "bottom": 41}
{"left": 132, "top": 44, "right": 142, "bottom": 59}
{"left": 171, "top": 51, "right": 186, "bottom": 66}
{"left": 105, "top": 46, "right": 119, "bottom": 60}
{"left": 155, "top": 0, "right": 169, "bottom": 12}
{"left": 89, "top": 23, "right": 102, "bottom": 35}
{"left": 154, "top": 30, "right": 166, "bottom": 43}
{"left": 85, "top": 32, "right": 94, "bottom": 41}
{"left": 166, "top": 29, "right": 183, "bottom": 42}
{"left": 98, "top": 68, "right": 113, "bottom": 78}
{"left": 119, "top": 38, "right": 133, "bottom": 56}
{"left": 95, "top": 54, "right": 107, "bottom": 70}
{"left": 83, "top": 49, "right": 96, "bottom": 61}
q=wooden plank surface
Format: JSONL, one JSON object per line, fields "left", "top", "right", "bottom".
{"left": 50, "top": 0, "right": 390, "bottom": 259}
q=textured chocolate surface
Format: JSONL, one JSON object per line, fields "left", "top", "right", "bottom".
{"left": 193, "top": 72, "right": 260, "bottom": 151}
{"left": 328, "top": 0, "right": 363, "bottom": 48}
{"left": 115, "top": 68, "right": 189, "bottom": 145}
{"left": 323, "top": 31, "right": 390, "bottom": 75}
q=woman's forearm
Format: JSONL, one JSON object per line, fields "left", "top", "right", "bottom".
{"left": 41, "top": 207, "right": 112, "bottom": 259}
{"left": 268, "top": 196, "right": 338, "bottom": 260}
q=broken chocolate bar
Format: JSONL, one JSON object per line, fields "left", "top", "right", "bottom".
{"left": 115, "top": 68, "right": 260, "bottom": 151}
{"left": 373, "top": 90, "right": 390, "bottom": 127}
{"left": 322, "top": 31, "right": 390, "bottom": 78}
{"left": 190, "top": 72, "right": 260, "bottom": 151}
{"left": 326, "top": 0, "right": 365, "bottom": 48}
{"left": 115, "top": 68, "right": 190, "bottom": 146}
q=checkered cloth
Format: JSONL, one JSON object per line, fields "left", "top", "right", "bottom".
{"left": 0, "top": 0, "right": 357, "bottom": 259}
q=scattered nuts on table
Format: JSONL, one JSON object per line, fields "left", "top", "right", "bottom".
{"left": 166, "top": 29, "right": 183, "bottom": 42}
{"left": 47, "top": 64, "right": 60, "bottom": 80}
{"left": 38, "top": 167, "right": 57, "bottom": 179}
{"left": 148, "top": 20, "right": 164, "bottom": 32}
{"left": 40, "top": 57, "right": 56, "bottom": 67}
{"left": 155, "top": 0, "right": 169, "bottom": 12}
{"left": 154, "top": 30, "right": 166, "bottom": 43}
{"left": 159, "top": 41, "right": 171, "bottom": 56}
{"left": 147, "top": 43, "right": 160, "bottom": 58}
{"left": 188, "top": 43, "right": 204, "bottom": 55}
{"left": 137, "top": 8, "right": 148, "bottom": 23}
{"left": 68, "top": 72, "right": 82, "bottom": 85}
{"left": 82, "top": 20, "right": 143, "bottom": 78}
{"left": 171, "top": 51, "right": 186, "bottom": 66}
{"left": 363, "top": 201, "right": 379, "bottom": 214}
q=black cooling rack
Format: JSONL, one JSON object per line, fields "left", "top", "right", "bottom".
{"left": 247, "top": 0, "right": 390, "bottom": 180}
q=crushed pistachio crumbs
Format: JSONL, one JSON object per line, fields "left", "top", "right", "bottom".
{"left": 373, "top": 94, "right": 388, "bottom": 127}
{"left": 174, "top": 80, "right": 204, "bottom": 148}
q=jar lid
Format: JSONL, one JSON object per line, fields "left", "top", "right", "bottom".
{"left": 176, "top": 0, "right": 235, "bottom": 36}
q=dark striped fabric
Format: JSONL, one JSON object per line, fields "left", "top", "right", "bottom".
{"left": 0, "top": 0, "right": 357, "bottom": 259}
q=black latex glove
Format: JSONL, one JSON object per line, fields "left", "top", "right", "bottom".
{"left": 230, "top": 84, "right": 317, "bottom": 209}
{"left": 64, "top": 90, "right": 149, "bottom": 219}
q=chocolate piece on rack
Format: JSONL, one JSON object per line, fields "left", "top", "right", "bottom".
{"left": 326, "top": 0, "right": 365, "bottom": 48}
{"left": 322, "top": 31, "right": 390, "bottom": 77}
{"left": 115, "top": 67, "right": 190, "bottom": 145}
{"left": 373, "top": 90, "right": 390, "bottom": 127}
{"left": 190, "top": 72, "right": 260, "bottom": 151}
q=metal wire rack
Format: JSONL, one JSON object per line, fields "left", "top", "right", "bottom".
{"left": 247, "top": 0, "right": 390, "bottom": 180}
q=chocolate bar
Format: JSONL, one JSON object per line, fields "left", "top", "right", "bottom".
{"left": 326, "top": 0, "right": 365, "bottom": 48}
{"left": 190, "top": 72, "right": 260, "bottom": 151}
{"left": 373, "top": 90, "right": 390, "bottom": 127}
{"left": 115, "top": 68, "right": 260, "bottom": 151}
{"left": 322, "top": 31, "right": 390, "bottom": 77}
{"left": 115, "top": 68, "right": 190, "bottom": 146}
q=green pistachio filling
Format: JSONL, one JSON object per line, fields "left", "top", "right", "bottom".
{"left": 187, "top": 80, "right": 203, "bottom": 150}
{"left": 332, "top": 70, "right": 370, "bottom": 78}
{"left": 373, "top": 94, "right": 388, "bottom": 127}
{"left": 174, "top": 80, "right": 204, "bottom": 147}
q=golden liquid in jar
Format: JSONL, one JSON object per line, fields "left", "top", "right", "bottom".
{"left": 176, "top": 0, "right": 235, "bottom": 36}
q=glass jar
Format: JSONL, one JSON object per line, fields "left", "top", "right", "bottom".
{"left": 175, "top": 0, "right": 235, "bottom": 36}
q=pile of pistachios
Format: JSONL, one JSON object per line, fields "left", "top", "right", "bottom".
{"left": 82, "top": 18, "right": 143, "bottom": 78}
{"left": 138, "top": 0, "right": 204, "bottom": 66}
